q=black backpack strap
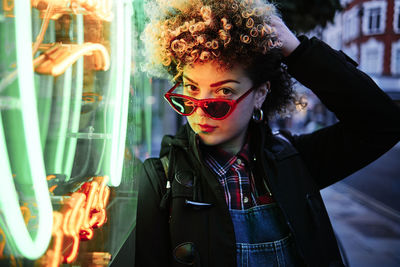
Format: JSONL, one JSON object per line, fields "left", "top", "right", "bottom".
{"left": 160, "top": 156, "right": 170, "bottom": 188}
{"left": 143, "top": 156, "right": 171, "bottom": 211}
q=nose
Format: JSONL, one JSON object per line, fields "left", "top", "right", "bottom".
{"left": 195, "top": 105, "right": 207, "bottom": 116}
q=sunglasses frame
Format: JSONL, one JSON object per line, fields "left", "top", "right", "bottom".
{"left": 164, "top": 81, "right": 255, "bottom": 120}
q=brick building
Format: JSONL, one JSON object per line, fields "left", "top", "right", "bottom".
{"left": 322, "top": 0, "right": 400, "bottom": 100}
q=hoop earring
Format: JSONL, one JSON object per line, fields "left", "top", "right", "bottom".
{"left": 252, "top": 108, "right": 264, "bottom": 122}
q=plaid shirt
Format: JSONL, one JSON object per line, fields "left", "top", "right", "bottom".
{"left": 202, "top": 139, "right": 275, "bottom": 210}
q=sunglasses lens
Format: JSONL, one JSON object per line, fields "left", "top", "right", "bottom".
{"left": 204, "top": 101, "right": 231, "bottom": 118}
{"left": 169, "top": 96, "right": 195, "bottom": 115}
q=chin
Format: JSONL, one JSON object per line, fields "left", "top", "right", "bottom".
{"left": 197, "top": 133, "right": 224, "bottom": 146}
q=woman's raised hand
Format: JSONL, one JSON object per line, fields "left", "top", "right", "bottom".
{"left": 270, "top": 16, "right": 300, "bottom": 57}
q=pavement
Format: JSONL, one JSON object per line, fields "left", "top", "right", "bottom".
{"left": 321, "top": 182, "right": 400, "bottom": 267}
{"left": 342, "top": 144, "right": 400, "bottom": 213}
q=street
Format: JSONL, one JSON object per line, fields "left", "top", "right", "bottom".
{"left": 342, "top": 143, "right": 400, "bottom": 216}
{"left": 321, "top": 143, "right": 400, "bottom": 267}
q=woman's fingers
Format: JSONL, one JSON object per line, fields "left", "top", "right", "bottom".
{"left": 270, "top": 16, "right": 300, "bottom": 57}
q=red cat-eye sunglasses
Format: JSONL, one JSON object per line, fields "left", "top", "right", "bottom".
{"left": 164, "top": 82, "right": 255, "bottom": 120}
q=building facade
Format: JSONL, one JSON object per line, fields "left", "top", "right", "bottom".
{"left": 322, "top": 0, "right": 400, "bottom": 100}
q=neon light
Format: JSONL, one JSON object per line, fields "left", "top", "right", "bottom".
{"left": 0, "top": 0, "right": 52, "bottom": 259}
{"left": 32, "top": 1, "right": 54, "bottom": 56}
{"left": 115, "top": 0, "right": 133, "bottom": 186}
{"left": 3, "top": 0, "right": 14, "bottom": 11}
{"left": 108, "top": 0, "right": 132, "bottom": 187}
{"left": 42, "top": 212, "right": 63, "bottom": 267}
{"left": 0, "top": 227, "right": 5, "bottom": 256}
{"left": 34, "top": 43, "right": 110, "bottom": 76}
{"left": 78, "top": 182, "right": 98, "bottom": 241}
{"left": 82, "top": 92, "right": 103, "bottom": 103}
{"left": 41, "top": 62, "right": 71, "bottom": 174}
{"left": 29, "top": 177, "right": 112, "bottom": 264}
{"left": 63, "top": 13, "right": 84, "bottom": 182}
{"left": 56, "top": 66, "right": 72, "bottom": 172}
{"left": 46, "top": 175, "right": 56, "bottom": 181}
{"left": 90, "top": 176, "right": 110, "bottom": 228}
{"left": 62, "top": 193, "right": 85, "bottom": 263}
{"left": 62, "top": 210, "right": 81, "bottom": 264}
{"left": 32, "top": 0, "right": 113, "bottom": 21}
{"left": 107, "top": 0, "right": 124, "bottom": 187}
{"left": 49, "top": 185, "right": 58, "bottom": 193}
{"left": 63, "top": 193, "right": 86, "bottom": 264}
{"left": 20, "top": 204, "right": 32, "bottom": 225}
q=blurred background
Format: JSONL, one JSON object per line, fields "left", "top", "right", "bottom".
{"left": 0, "top": 0, "right": 399, "bottom": 266}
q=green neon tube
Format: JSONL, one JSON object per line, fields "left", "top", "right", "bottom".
{"left": 38, "top": 75, "right": 54, "bottom": 150}
{"left": 55, "top": 67, "right": 72, "bottom": 172}
{"left": 37, "top": 20, "right": 55, "bottom": 151}
{"left": 0, "top": 0, "right": 53, "bottom": 259}
{"left": 108, "top": 0, "right": 125, "bottom": 187}
{"left": 46, "top": 67, "right": 72, "bottom": 173}
{"left": 115, "top": 1, "right": 133, "bottom": 186}
{"left": 63, "top": 14, "right": 84, "bottom": 182}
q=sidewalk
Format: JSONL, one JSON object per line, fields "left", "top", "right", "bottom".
{"left": 321, "top": 182, "right": 400, "bottom": 267}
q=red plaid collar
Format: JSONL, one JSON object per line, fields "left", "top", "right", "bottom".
{"left": 200, "top": 133, "right": 252, "bottom": 169}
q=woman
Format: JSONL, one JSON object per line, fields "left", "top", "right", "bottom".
{"left": 114, "top": 0, "right": 400, "bottom": 266}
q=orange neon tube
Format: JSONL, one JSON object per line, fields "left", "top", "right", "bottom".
{"left": 62, "top": 193, "right": 86, "bottom": 264}
{"left": 44, "top": 212, "right": 64, "bottom": 267}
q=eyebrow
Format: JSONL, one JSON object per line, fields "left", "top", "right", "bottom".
{"left": 183, "top": 75, "right": 241, "bottom": 87}
{"left": 182, "top": 75, "right": 198, "bottom": 85}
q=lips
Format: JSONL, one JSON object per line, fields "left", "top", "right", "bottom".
{"left": 198, "top": 124, "right": 217, "bottom": 133}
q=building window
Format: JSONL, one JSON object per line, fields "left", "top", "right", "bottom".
{"left": 391, "top": 40, "right": 400, "bottom": 75}
{"left": 394, "top": 1, "right": 400, "bottom": 33}
{"left": 362, "top": 1, "right": 387, "bottom": 35}
{"left": 396, "top": 50, "right": 400, "bottom": 73}
{"left": 365, "top": 48, "right": 379, "bottom": 71}
{"left": 368, "top": 7, "right": 381, "bottom": 30}
{"left": 343, "top": 6, "right": 360, "bottom": 42}
{"left": 343, "top": 44, "right": 359, "bottom": 64}
{"left": 360, "top": 38, "right": 384, "bottom": 74}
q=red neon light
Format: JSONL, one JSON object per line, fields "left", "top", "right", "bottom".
{"left": 0, "top": 227, "right": 5, "bottom": 257}
{"left": 82, "top": 92, "right": 103, "bottom": 103}
{"left": 90, "top": 177, "right": 110, "bottom": 228}
{"left": 78, "top": 181, "right": 98, "bottom": 241}
{"left": 47, "top": 175, "right": 56, "bottom": 181}
{"left": 38, "top": 176, "right": 111, "bottom": 265}
{"left": 43, "top": 212, "right": 64, "bottom": 267}
{"left": 63, "top": 193, "right": 86, "bottom": 263}
{"left": 49, "top": 185, "right": 58, "bottom": 193}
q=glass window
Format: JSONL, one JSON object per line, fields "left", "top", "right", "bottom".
{"left": 365, "top": 48, "right": 379, "bottom": 73}
{"left": 362, "top": 1, "right": 387, "bottom": 35}
{"left": 397, "top": 6, "right": 400, "bottom": 30}
{"left": 368, "top": 7, "right": 381, "bottom": 32}
{"left": 395, "top": 49, "right": 400, "bottom": 74}
{"left": 0, "top": 1, "right": 150, "bottom": 266}
{"left": 360, "top": 39, "right": 384, "bottom": 75}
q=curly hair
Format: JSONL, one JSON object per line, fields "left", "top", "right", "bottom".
{"left": 142, "top": 0, "right": 299, "bottom": 118}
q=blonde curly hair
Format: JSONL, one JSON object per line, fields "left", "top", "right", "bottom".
{"left": 142, "top": 0, "right": 282, "bottom": 81}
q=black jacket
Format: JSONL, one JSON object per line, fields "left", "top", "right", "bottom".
{"left": 114, "top": 37, "right": 400, "bottom": 267}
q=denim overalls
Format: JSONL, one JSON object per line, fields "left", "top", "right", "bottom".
{"left": 229, "top": 203, "right": 303, "bottom": 267}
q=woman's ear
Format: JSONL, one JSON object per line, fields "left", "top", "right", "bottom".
{"left": 254, "top": 82, "right": 270, "bottom": 108}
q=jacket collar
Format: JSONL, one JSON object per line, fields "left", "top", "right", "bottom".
{"left": 160, "top": 121, "right": 297, "bottom": 163}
